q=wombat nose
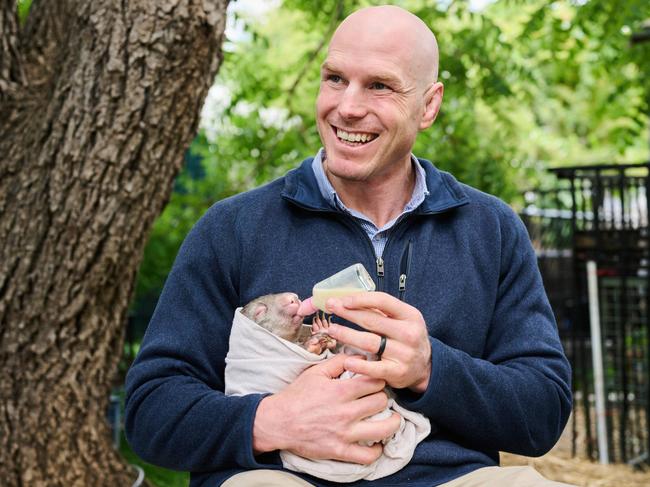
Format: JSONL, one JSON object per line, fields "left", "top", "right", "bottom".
{"left": 281, "top": 293, "right": 300, "bottom": 307}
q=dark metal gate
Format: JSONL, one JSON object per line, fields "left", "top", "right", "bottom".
{"left": 521, "top": 162, "right": 650, "bottom": 466}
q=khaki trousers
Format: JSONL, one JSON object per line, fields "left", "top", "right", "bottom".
{"left": 221, "top": 466, "right": 577, "bottom": 486}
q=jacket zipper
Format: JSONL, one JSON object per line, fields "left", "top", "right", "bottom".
{"left": 374, "top": 214, "right": 412, "bottom": 292}
{"left": 371, "top": 216, "right": 413, "bottom": 294}
{"left": 344, "top": 214, "right": 412, "bottom": 293}
{"left": 376, "top": 257, "right": 385, "bottom": 279}
{"left": 333, "top": 213, "right": 387, "bottom": 291}
{"left": 398, "top": 239, "right": 413, "bottom": 301}
{"left": 285, "top": 199, "right": 414, "bottom": 295}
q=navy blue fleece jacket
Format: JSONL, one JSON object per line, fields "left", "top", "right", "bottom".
{"left": 124, "top": 158, "right": 572, "bottom": 486}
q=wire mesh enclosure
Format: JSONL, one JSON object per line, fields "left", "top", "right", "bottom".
{"left": 521, "top": 162, "right": 650, "bottom": 467}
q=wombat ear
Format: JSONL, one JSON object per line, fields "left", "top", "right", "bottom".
{"left": 253, "top": 303, "right": 268, "bottom": 322}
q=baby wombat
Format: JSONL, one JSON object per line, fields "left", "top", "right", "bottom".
{"left": 241, "top": 293, "right": 337, "bottom": 355}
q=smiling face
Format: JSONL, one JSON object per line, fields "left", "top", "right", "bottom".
{"left": 316, "top": 6, "right": 443, "bottom": 185}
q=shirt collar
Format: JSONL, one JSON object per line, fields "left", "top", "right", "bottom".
{"left": 311, "top": 148, "right": 430, "bottom": 219}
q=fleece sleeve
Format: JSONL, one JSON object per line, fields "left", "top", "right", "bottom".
{"left": 123, "top": 209, "right": 281, "bottom": 472}
{"left": 397, "top": 208, "right": 572, "bottom": 457}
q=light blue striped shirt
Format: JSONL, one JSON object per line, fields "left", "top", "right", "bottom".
{"left": 311, "top": 148, "right": 429, "bottom": 257}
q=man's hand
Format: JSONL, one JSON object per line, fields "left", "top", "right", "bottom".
{"left": 253, "top": 353, "right": 401, "bottom": 464}
{"left": 324, "top": 292, "right": 432, "bottom": 393}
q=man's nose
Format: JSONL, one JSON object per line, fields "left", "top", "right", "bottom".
{"left": 337, "top": 85, "right": 368, "bottom": 120}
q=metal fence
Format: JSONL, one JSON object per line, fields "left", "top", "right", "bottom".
{"left": 521, "top": 162, "right": 650, "bottom": 466}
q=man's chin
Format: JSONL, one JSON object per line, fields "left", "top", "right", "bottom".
{"left": 323, "top": 154, "right": 375, "bottom": 183}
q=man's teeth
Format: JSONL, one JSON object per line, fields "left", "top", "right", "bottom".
{"left": 336, "top": 128, "right": 377, "bottom": 143}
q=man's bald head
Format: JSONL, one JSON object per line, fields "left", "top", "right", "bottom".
{"left": 316, "top": 4, "right": 444, "bottom": 187}
{"left": 329, "top": 5, "right": 439, "bottom": 87}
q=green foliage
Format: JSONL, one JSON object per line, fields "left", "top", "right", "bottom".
{"left": 134, "top": 137, "right": 232, "bottom": 299}
{"left": 17, "top": 0, "right": 31, "bottom": 24}
{"left": 121, "top": 436, "right": 188, "bottom": 487}
{"left": 407, "top": 0, "right": 649, "bottom": 199}
{"left": 133, "top": 0, "right": 650, "bottom": 302}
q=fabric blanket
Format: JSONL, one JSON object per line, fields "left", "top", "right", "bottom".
{"left": 224, "top": 308, "right": 431, "bottom": 482}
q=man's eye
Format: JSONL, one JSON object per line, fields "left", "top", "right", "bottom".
{"left": 371, "top": 82, "right": 389, "bottom": 90}
{"left": 327, "top": 74, "right": 342, "bottom": 83}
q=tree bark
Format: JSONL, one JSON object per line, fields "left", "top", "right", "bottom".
{"left": 0, "top": 0, "right": 229, "bottom": 485}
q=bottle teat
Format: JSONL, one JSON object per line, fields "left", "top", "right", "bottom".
{"left": 297, "top": 297, "right": 318, "bottom": 316}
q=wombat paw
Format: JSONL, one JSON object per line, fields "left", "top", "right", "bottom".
{"left": 311, "top": 313, "right": 334, "bottom": 334}
{"left": 323, "top": 336, "right": 337, "bottom": 350}
{"left": 304, "top": 333, "right": 336, "bottom": 354}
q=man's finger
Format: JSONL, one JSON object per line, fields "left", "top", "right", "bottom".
{"left": 328, "top": 306, "right": 396, "bottom": 338}
{"left": 337, "top": 442, "right": 383, "bottom": 465}
{"left": 328, "top": 291, "right": 422, "bottom": 321}
{"left": 347, "top": 412, "right": 402, "bottom": 445}
{"left": 345, "top": 390, "right": 390, "bottom": 420}
{"left": 337, "top": 375, "right": 386, "bottom": 401}
{"left": 311, "top": 353, "right": 350, "bottom": 378}
{"left": 326, "top": 321, "right": 390, "bottom": 351}
{"left": 344, "top": 356, "right": 391, "bottom": 380}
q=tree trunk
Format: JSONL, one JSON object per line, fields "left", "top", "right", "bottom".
{"left": 0, "top": 1, "right": 229, "bottom": 485}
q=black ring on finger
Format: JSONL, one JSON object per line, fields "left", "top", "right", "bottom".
{"left": 376, "top": 335, "right": 387, "bottom": 359}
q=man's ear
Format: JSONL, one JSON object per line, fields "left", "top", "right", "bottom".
{"left": 419, "top": 82, "right": 444, "bottom": 131}
{"left": 253, "top": 303, "right": 268, "bottom": 322}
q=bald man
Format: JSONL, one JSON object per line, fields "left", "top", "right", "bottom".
{"left": 125, "top": 5, "right": 573, "bottom": 487}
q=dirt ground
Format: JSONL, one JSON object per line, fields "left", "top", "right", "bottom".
{"left": 501, "top": 415, "right": 650, "bottom": 486}
{"left": 501, "top": 450, "right": 650, "bottom": 486}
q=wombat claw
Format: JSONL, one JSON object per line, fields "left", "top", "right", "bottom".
{"left": 312, "top": 312, "right": 333, "bottom": 334}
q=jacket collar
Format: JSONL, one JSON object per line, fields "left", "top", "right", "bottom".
{"left": 281, "top": 156, "right": 470, "bottom": 215}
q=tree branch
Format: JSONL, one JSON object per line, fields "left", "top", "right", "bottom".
{"left": 0, "top": 0, "right": 73, "bottom": 146}
{"left": 1, "top": 2, "right": 229, "bottom": 482}
{"left": 286, "top": 0, "right": 344, "bottom": 103}
{"left": 0, "top": 0, "right": 25, "bottom": 97}
{"left": 19, "top": 0, "right": 74, "bottom": 90}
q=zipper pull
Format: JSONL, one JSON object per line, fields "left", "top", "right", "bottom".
{"left": 399, "top": 274, "right": 407, "bottom": 292}
{"left": 376, "top": 257, "right": 385, "bottom": 277}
